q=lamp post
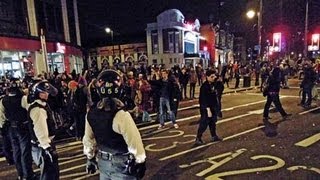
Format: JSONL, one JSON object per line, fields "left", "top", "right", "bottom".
{"left": 246, "top": 0, "right": 263, "bottom": 60}
{"left": 303, "top": 0, "right": 309, "bottom": 57}
{"left": 105, "top": 27, "right": 114, "bottom": 56}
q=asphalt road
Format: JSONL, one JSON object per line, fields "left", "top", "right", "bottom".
{"left": 0, "top": 79, "right": 319, "bottom": 180}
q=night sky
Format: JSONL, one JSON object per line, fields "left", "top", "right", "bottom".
{"left": 77, "top": 0, "right": 320, "bottom": 48}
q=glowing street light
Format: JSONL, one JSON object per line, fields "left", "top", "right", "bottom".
{"left": 246, "top": 10, "right": 256, "bottom": 19}
{"left": 246, "top": 0, "right": 263, "bottom": 60}
{"left": 105, "top": 27, "right": 114, "bottom": 55}
{"left": 105, "top": 27, "right": 111, "bottom": 33}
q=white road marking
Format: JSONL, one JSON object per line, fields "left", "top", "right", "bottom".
{"left": 287, "top": 166, "right": 320, "bottom": 174}
{"left": 59, "top": 153, "right": 84, "bottom": 161}
{"left": 139, "top": 114, "right": 201, "bottom": 131}
{"left": 159, "top": 125, "right": 265, "bottom": 161}
{"left": 298, "top": 106, "right": 320, "bottom": 115}
{"left": 56, "top": 141, "right": 82, "bottom": 149}
{"left": 35, "top": 156, "right": 86, "bottom": 172}
{"left": 60, "top": 164, "right": 86, "bottom": 173}
{"left": 57, "top": 144, "right": 83, "bottom": 154}
{"left": 72, "top": 173, "right": 98, "bottom": 180}
{"left": 139, "top": 100, "right": 271, "bottom": 131}
{"left": 295, "top": 133, "right": 320, "bottom": 147}
{"left": 60, "top": 172, "right": 88, "bottom": 179}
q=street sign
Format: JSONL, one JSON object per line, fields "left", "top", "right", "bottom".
{"left": 254, "top": 45, "right": 260, "bottom": 51}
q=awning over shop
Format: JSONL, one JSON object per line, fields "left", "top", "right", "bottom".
{"left": 184, "top": 53, "right": 201, "bottom": 58}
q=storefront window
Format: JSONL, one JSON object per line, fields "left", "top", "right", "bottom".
{"left": 48, "top": 53, "right": 65, "bottom": 73}
{"left": 74, "top": 56, "right": 83, "bottom": 74}
{"left": 0, "top": 51, "right": 29, "bottom": 78}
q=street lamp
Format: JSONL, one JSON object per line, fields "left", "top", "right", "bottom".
{"left": 105, "top": 27, "right": 114, "bottom": 56}
{"left": 246, "top": 10, "right": 255, "bottom": 19}
{"left": 246, "top": 0, "right": 263, "bottom": 60}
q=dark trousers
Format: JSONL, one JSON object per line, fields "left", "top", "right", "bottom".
{"left": 197, "top": 76, "right": 202, "bottom": 86}
{"left": 189, "top": 83, "right": 196, "bottom": 99}
{"left": 171, "top": 100, "right": 179, "bottom": 118}
{"left": 217, "top": 95, "right": 222, "bottom": 117}
{"left": 40, "top": 146, "right": 59, "bottom": 180}
{"left": 263, "top": 94, "right": 287, "bottom": 118}
{"left": 255, "top": 72, "right": 260, "bottom": 86}
{"left": 9, "top": 127, "right": 34, "bottom": 178}
{"left": 181, "top": 83, "right": 187, "bottom": 99}
{"left": 75, "top": 112, "right": 86, "bottom": 139}
{"left": 0, "top": 127, "right": 14, "bottom": 165}
{"left": 235, "top": 77, "right": 240, "bottom": 88}
{"left": 196, "top": 109, "right": 217, "bottom": 139}
{"left": 301, "top": 87, "right": 312, "bottom": 105}
{"left": 32, "top": 144, "right": 59, "bottom": 180}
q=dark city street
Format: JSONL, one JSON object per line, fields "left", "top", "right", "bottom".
{"left": 0, "top": 0, "right": 320, "bottom": 179}
{"left": 0, "top": 79, "right": 318, "bottom": 179}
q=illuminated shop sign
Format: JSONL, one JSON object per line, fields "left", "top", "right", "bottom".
{"left": 56, "top": 42, "right": 66, "bottom": 54}
{"left": 184, "top": 32, "right": 196, "bottom": 42}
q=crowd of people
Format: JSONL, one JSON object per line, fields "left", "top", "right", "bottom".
{"left": 0, "top": 56, "right": 319, "bottom": 179}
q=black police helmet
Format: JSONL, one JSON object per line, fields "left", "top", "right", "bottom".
{"left": 96, "top": 69, "right": 122, "bottom": 98}
{"left": 8, "top": 78, "right": 23, "bottom": 94}
{"left": 28, "top": 80, "right": 58, "bottom": 103}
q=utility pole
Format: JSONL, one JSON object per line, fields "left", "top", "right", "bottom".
{"left": 257, "top": 0, "right": 263, "bottom": 60}
{"left": 303, "top": 0, "right": 309, "bottom": 57}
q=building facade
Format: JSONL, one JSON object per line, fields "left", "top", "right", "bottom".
{"left": 146, "top": 9, "right": 204, "bottom": 68}
{"left": 0, "top": 0, "right": 83, "bottom": 78}
{"left": 215, "top": 29, "right": 234, "bottom": 66}
{"left": 88, "top": 43, "right": 148, "bottom": 70}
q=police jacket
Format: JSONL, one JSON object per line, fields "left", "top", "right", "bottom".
{"left": 199, "top": 81, "right": 218, "bottom": 110}
{"left": 83, "top": 103, "right": 146, "bottom": 163}
{"left": 29, "top": 100, "right": 56, "bottom": 149}
{"left": 0, "top": 94, "right": 29, "bottom": 128}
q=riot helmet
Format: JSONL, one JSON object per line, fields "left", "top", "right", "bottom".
{"left": 7, "top": 78, "right": 23, "bottom": 95}
{"left": 96, "top": 69, "right": 122, "bottom": 98}
{"left": 28, "top": 80, "right": 58, "bottom": 103}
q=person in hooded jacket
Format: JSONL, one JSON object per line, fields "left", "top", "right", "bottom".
{"left": 262, "top": 64, "right": 292, "bottom": 122}
{"left": 299, "top": 60, "right": 317, "bottom": 108}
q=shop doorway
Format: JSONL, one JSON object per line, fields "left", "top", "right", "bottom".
{"left": 48, "top": 53, "right": 65, "bottom": 73}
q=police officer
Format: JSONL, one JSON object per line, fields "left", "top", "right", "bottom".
{"left": 28, "top": 80, "right": 59, "bottom": 180}
{"left": 83, "top": 69, "right": 147, "bottom": 179}
{"left": 0, "top": 80, "right": 15, "bottom": 166}
{"left": 0, "top": 78, "right": 35, "bottom": 179}
{"left": 195, "top": 70, "right": 222, "bottom": 145}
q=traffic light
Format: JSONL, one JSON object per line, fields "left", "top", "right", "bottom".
{"left": 272, "top": 32, "right": 281, "bottom": 52}
{"left": 311, "top": 34, "right": 319, "bottom": 51}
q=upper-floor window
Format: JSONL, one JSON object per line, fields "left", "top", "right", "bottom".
{"left": 163, "top": 29, "right": 181, "bottom": 53}
{"left": 151, "top": 30, "right": 158, "bottom": 54}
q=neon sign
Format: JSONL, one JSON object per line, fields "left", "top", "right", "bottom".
{"left": 56, "top": 42, "right": 66, "bottom": 54}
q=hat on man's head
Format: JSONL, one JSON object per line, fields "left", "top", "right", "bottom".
{"left": 78, "top": 77, "right": 87, "bottom": 86}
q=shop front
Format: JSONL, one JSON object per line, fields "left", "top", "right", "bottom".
{"left": 0, "top": 36, "right": 83, "bottom": 78}
{"left": 0, "top": 51, "right": 34, "bottom": 78}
